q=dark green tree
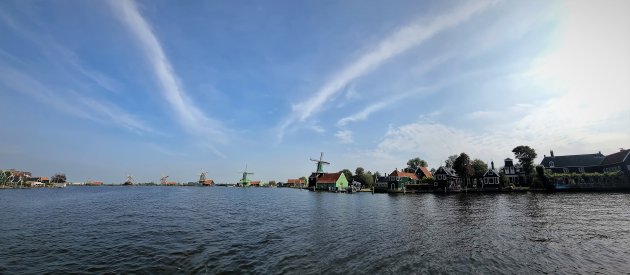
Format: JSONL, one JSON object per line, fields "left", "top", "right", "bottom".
{"left": 512, "top": 145, "right": 538, "bottom": 185}
{"left": 51, "top": 173, "right": 67, "bottom": 183}
{"left": 533, "top": 165, "right": 548, "bottom": 188}
{"left": 445, "top": 155, "right": 458, "bottom": 168}
{"left": 268, "top": 180, "right": 277, "bottom": 187}
{"left": 340, "top": 169, "right": 353, "bottom": 183}
{"left": 356, "top": 171, "right": 375, "bottom": 189}
{"left": 406, "top": 157, "right": 428, "bottom": 172}
{"left": 471, "top": 159, "right": 488, "bottom": 177}
{"left": 453, "top": 153, "right": 473, "bottom": 188}
{"left": 355, "top": 167, "right": 365, "bottom": 176}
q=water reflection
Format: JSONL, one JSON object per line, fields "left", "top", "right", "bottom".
{"left": 0, "top": 188, "right": 629, "bottom": 273}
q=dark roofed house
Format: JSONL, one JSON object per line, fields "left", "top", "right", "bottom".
{"left": 434, "top": 166, "right": 460, "bottom": 191}
{"left": 543, "top": 148, "right": 630, "bottom": 189}
{"left": 503, "top": 158, "right": 524, "bottom": 185}
{"left": 482, "top": 161, "right": 500, "bottom": 190}
{"left": 540, "top": 150, "right": 605, "bottom": 173}
{"left": 600, "top": 149, "right": 630, "bottom": 174}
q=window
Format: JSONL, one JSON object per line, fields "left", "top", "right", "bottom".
{"left": 579, "top": 167, "right": 585, "bottom": 173}
{"left": 549, "top": 161, "right": 554, "bottom": 168}
{"left": 563, "top": 168, "right": 569, "bottom": 173}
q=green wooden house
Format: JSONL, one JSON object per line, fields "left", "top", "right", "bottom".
{"left": 312, "top": 172, "right": 348, "bottom": 191}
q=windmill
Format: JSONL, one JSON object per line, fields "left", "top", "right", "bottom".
{"left": 199, "top": 172, "right": 207, "bottom": 183}
{"left": 123, "top": 175, "right": 134, "bottom": 186}
{"left": 160, "top": 175, "right": 169, "bottom": 185}
{"left": 310, "top": 152, "right": 330, "bottom": 174}
{"left": 238, "top": 164, "right": 254, "bottom": 187}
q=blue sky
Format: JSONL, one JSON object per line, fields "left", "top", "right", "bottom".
{"left": 1, "top": 0, "right": 628, "bottom": 183}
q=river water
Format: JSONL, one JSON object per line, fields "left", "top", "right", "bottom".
{"left": 1, "top": 187, "right": 629, "bottom": 274}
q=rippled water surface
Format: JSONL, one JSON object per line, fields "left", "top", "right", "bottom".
{"left": 1, "top": 187, "right": 630, "bottom": 274}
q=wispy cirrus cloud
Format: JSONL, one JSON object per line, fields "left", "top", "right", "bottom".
{"left": 335, "top": 130, "right": 354, "bottom": 144}
{"left": 107, "top": 0, "right": 229, "bottom": 145}
{"left": 0, "top": 7, "right": 154, "bottom": 135}
{"left": 0, "top": 66, "right": 153, "bottom": 134}
{"left": 336, "top": 88, "right": 433, "bottom": 127}
{"left": 279, "top": 0, "right": 498, "bottom": 139}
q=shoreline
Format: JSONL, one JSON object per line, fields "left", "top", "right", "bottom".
{"left": 3, "top": 185, "right": 630, "bottom": 194}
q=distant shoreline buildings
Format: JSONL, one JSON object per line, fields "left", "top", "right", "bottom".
{"left": 2, "top": 147, "right": 629, "bottom": 192}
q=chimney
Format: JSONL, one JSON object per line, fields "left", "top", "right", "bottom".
{"left": 491, "top": 161, "right": 494, "bottom": 169}
{"left": 550, "top": 150, "right": 554, "bottom": 158}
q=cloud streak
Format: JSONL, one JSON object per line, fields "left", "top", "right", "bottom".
{"left": 0, "top": 66, "right": 153, "bottom": 134}
{"left": 336, "top": 88, "right": 432, "bottom": 127}
{"left": 108, "top": 0, "right": 228, "bottom": 144}
{"left": 280, "top": 0, "right": 498, "bottom": 138}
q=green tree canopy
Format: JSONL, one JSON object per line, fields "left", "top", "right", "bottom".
{"left": 52, "top": 173, "right": 67, "bottom": 183}
{"left": 354, "top": 171, "right": 375, "bottom": 189}
{"left": 453, "top": 153, "right": 473, "bottom": 178}
{"left": 512, "top": 145, "right": 537, "bottom": 185}
{"left": 406, "top": 157, "right": 428, "bottom": 172}
{"left": 471, "top": 159, "right": 488, "bottom": 177}
{"left": 340, "top": 169, "right": 353, "bottom": 182}
{"left": 355, "top": 167, "right": 365, "bottom": 176}
{"left": 445, "top": 155, "right": 458, "bottom": 168}
{"left": 512, "top": 145, "right": 537, "bottom": 168}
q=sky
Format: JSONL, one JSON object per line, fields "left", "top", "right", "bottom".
{"left": 0, "top": 0, "right": 628, "bottom": 184}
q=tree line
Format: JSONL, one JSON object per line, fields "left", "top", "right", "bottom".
{"left": 331, "top": 145, "right": 538, "bottom": 189}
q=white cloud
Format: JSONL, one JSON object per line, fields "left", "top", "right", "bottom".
{"left": 337, "top": 87, "right": 437, "bottom": 127}
{"left": 467, "top": 110, "right": 496, "bottom": 120}
{"left": 279, "top": 0, "right": 498, "bottom": 138}
{"left": 108, "top": 0, "right": 228, "bottom": 144}
{"left": 335, "top": 130, "right": 354, "bottom": 144}
{"left": 0, "top": 67, "right": 153, "bottom": 134}
{"left": 528, "top": 0, "right": 629, "bottom": 110}
{"left": 311, "top": 125, "right": 326, "bottom": 133}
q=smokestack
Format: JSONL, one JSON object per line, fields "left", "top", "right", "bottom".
{"left": 550, "top": 150, "right": 554, "bottom": 158}
{"left": 491, "top": 161, "right": 494, "bottom": 169}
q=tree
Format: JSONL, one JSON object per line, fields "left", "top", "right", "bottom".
{"left": 268, "top": 180, "right": 277, "bottom": 187}
{"left": 445, "top": 155, "right": 458, "bottom": 168}
{"left": 512, "top": 145, "right": 537, "bottom": 185}
{"left": 51, "top": 173, "right": 67, "bottom": 183}
{"left": 471, "top": 159, "right": 488, "bottom": 177}
{"left": 406, "top": 157, "right": 428, "bottom": 172}
{"left": 365, "top": 171, "right": 375, "bottom": 188}
{"left": 0, "top": 170, "right": 7, "bottom": 186}
{"left": 356, "top": 171, "right": 375, "bottom": 189}
{"left": 533, "top": 165, "right": 548, "bottom": 188}
{"left": 453, "top": 153, "right": 473, "bottom": 188}
{"left": 340, "top": 169, "right": 353, "bottom": 183}
{"left": 355, "top": 167, "right": 365, "bottom": 176}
